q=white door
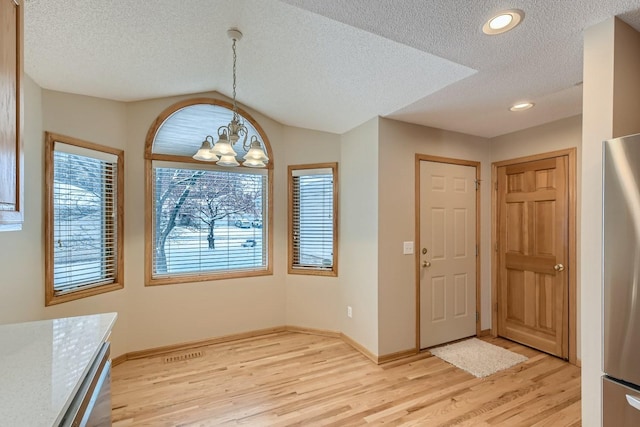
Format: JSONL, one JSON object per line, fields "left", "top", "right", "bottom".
{"left": 419, "top": 160, "right": 477, "bottom": 349}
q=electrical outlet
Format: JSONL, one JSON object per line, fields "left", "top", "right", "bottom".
{"left": 347, "top": 306, "right": 353, "bottom": 318}
{"left": 403, "top": 241, "right": 414, "bottom": 255}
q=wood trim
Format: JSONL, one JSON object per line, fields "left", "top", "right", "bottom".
{"left": 143, "top": 98, "right": 275, "bottom": 287}
{"left": 414, "top": 154, "right": 482, "bottom": 350}
{"left": 287, "top": 162, "right": 339, "bottom": 277}
{"left": 144, "top": 159, "right": 153, "bottom": 287}
{"left": 567, "top": 149, "right": 577, "bottom": 365}
{"left": 414, "top": 155, "right": 421, "bottom": 350}
{"left": 377, "top": 348, "right": 419, "bottom": 364}
{"left": 143, "top": 97, "right": 274, "bottom": 170}
{"left": 111, "top": 354, "right": 127, "bottom": 367}
{"left": 146, "top": 268, "right": 273, "bottom": 287}
{"left": 491, "top": 164, "right": 499, "bottom": 337}
{"left": 415, "top": 154, "right": 480, "bottom": 168}
{"left": 340, "top": 333, "right": 378, "bottom": 364}
{"left": 478, "top": 328, "right": 491, "bottom": 337}
{"left": 44, "top": 132, "right": 125, "bottom": 306}
{"left": 492, "top": 148, "right": 576, "bottom": 168}
{"left": 491, "top": 148, "right": 577, "bottom": 364}
{"left": 126, "top": 327, "right": 287, "bottom": 360}
{"left": 285, "top": 325, "right": 341, "bottom": 338}
{"left": 112, "top": 325, "right": 422, "bottom": 367}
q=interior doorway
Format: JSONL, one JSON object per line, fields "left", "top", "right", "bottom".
{"left": 415, "top": 155, "right": 481, "bottom": 350}
{"left": 492, "top": 149, "right": 577, "bottom": 363}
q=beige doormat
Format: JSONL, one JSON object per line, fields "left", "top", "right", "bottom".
{"left": 429, "top": 338, "right": 528, "bottom": 378}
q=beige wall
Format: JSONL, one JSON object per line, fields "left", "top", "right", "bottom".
{"left": 124, "top": 92, "right": 290, "bottom": 352}
{"left": 0, "top": 68, "right": 601, "bottom": 383}
{"left": 377, "top": 118, "right": 491, "bottom": 355}
{"left": 340, "top": 118, "right": 379, "bottom": 353}
{"left": 0, "top": 76, "right": 43, "bottom": 323}
{"left": 0, "top": 79, "right": 130, "bottom": 357}
{"left": 0, "top": 77, "right": 347, "bottom": 358}
{"left": 582, "top": 17, "right": 640, "bottom": 425}
{"left": 282, "top": 126, "right": 342, "bottom": 332}
{"left": 490, "top": 115, "right": 582, "bottom": 163}
{"left": 613, "top": 20, "right": 640, "bottom": 137}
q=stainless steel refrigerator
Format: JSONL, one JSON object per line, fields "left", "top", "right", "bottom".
{"left": 603, "top": 133, "right": 640, "bottom": 426}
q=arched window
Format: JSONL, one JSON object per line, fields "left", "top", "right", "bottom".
{"left": 144, "top": 98, "right": 273, "bottom": 286}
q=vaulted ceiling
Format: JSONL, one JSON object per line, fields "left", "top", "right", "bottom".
{"left": 24, "top": 0, "right": 640, "bottom": 138}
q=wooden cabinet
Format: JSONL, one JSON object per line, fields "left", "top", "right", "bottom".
{"left": 0, "top": 0, "right": 23, "bottom": 231}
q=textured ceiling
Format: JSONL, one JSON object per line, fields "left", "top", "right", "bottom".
{"left": 23, "top": 0, "right": 640, "bottom": 138}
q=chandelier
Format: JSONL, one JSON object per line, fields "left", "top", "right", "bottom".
{"left": 193, "top": 28, "right": 269, "bottom": 168}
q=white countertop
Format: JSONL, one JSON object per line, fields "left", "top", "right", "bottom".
{"left": 0, "top": 312, "right": 117, "bottom": 426}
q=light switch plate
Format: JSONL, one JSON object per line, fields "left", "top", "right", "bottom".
{"left": 403, "top": 241, "right": 414, "bottom": 255}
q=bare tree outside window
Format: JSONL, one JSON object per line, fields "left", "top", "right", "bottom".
{"left": 153, "top": 167, "right": 265, "bottom": 276}
{"left": 45, "top": 131, "right": 124, "bottom": 306}
{"left": 145, "top": 100, "right": 273, "bottom": 285}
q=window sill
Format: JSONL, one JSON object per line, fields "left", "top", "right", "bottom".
{"left": 146, "top": 268, "right": 273, "bottom": 286}
{"left": 45, "top": 282, "right": 124, "bottom": 307}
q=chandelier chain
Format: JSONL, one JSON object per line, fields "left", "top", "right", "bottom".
{"left": 232, "top": 38, "right": 238, "bottom": 121}
{"left": 191, "top": 28, "right": 268, "bottom": 166}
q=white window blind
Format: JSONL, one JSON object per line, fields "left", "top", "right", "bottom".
{"left": 53, "top": 149, "right": 118, "bottom": 293}
{"left": 152, "top": 166, "right": 267, "bottom": 277}
{"left": 291, "top": 167, "right": 335, "bottom": 270}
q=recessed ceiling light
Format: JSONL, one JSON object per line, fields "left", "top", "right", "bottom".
{"left": 483, "top": 9, "right": 524, "bottom": 35}
{"left": 509, "top": 102, "right": 534, "bottom": 112}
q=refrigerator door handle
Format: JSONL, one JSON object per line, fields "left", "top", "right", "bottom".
{"left": 627, "top": 394, "right": 640, "bottom": 411}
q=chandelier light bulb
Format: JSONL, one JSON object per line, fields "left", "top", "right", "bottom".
{"left": 192, "top": 136, "right": 219, "bottom": 161}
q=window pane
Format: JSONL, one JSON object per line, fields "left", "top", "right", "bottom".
{"left": 153, "top": 167, "right": 267, "bottom": 277}
{"left": 292, "top": 170, "right": 335, "bottom": 269}
{"left": 53, "top": 151, "right": 117, "bottom": 292}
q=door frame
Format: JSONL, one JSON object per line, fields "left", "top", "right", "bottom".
{"left": 491, "top": 148, "right": 577, "bottom": 364}
{"left": 414, "top": 154, "right": 482, "bottom": 351}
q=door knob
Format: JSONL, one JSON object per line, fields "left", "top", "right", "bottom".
{"left": 554, "top": 263, "right": 565, "bottom": 272}
{"left": 422, "top": 260, "right": 431, "bottom": 268}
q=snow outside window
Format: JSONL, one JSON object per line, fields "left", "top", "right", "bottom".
{"left": 288, "top": 163, "right": 338, "bottom": 276}
{"left": 45, "top": 133, "right": 124, "bottom": 305}
{"left": 152, "top": 165, "right": 267, "bottom": 278}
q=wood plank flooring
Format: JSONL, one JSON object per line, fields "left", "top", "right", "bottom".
{"left": 111, "top": 332, "right": 581, "bottom": 426}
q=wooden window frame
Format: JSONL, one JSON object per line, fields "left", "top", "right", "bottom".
{"left": 287, "top": 162, "right": 339, "bottom": 277}
{"left": 144, "top": 98, "right": 274, "bottom": 286}
{"left": 44, "top": 132, "right": 125, "bottom": 306}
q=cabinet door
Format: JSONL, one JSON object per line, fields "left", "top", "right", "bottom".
{"left": 0, "top": 0, "right": 23, "bottom": 231}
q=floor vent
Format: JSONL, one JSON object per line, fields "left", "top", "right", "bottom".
{"left": 164, "top": 350, "right": 204, "bottom": 363}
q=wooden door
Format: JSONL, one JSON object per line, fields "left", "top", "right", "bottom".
{"left": 497, "top": 156, "right": 568, "bottom": 358}
{"left": 419, "top": 160, "right": 477, "bottom": 349}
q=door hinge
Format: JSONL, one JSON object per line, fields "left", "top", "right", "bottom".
{"left": 494, "top": 243, "right": 498, "bottom": 252}
{"left": 495, "top": 181, "right": 498, "bottom": 191}
{"left": 476, "top": 312, "right": 480, "bottom": 322}
{"left": 494, "top": 302, "right": 499, "bottom": 312}
{"left": 476, "top": 245, "right": 479, "bottom": 257}
{"left": 475, "top": 179, "right": 480, "bottom": 191}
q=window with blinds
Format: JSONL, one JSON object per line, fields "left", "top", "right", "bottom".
{"left": 152, "top": 164, "right": 267, "bottom": 279}
{"left": 288, "top": 163, "right": 338, "bottom": 276}
{"left": 45, "top": 133, "right": 124, "bottom": 306}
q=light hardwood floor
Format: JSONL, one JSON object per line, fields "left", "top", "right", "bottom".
{"left": 112, "top": 332, "right": 581, "bottom": 426}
